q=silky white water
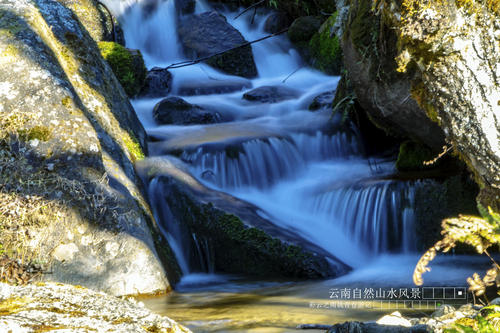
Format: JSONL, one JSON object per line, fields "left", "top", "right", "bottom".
{"left": 101, "top": 1, "right": 486, "bottom": 331}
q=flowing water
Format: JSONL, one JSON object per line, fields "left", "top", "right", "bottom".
{"left": 102, "top": 1, "right": 489, "bottom": 331}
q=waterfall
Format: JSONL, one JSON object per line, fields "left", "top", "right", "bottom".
{"left": 109, "top": 0, "right": 425, "bottom": 278}
{"left": 182, "top": 132, "right": 359, "bottom": 189}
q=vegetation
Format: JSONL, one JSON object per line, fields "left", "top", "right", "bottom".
{"left": 98, "top": 41, "right": 146, "bottom": 97}
{"left": 309, "top": 13, "right": 342, "bottom": 75}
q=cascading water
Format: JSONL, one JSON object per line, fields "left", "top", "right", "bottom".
{"left": 103, "top": 0, "right": 422, "bottom": 273}
{"left": 100, "top": 1, "right": 485, "bottom": 330}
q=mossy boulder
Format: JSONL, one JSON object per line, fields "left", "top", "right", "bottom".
{"left": 0, "top": 0, "right": 172, "bottom": 296}
{"left": 309, "top": 13, "right": 342, "bottom": 75}
{"left": 98, "top": 41, "right": 147, "bottom": 97}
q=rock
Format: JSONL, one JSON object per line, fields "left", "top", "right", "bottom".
{"left": 0, "top": 0, "right": 174, "bottom": 296}
{"left": 178, "top": 79, "right": 252, "bottom": 95}
{"left": 309, "top": 13, "right": 342, "bottom": 75}
{"left": 0, "top": 282, "right": 190, "bottom": 332}
{"left": 339, "top": 0, "right": 446, "bottom": 150}
{"left": 243, "top": 85, "right": 299, "bottom": 103}
{"left": 309, "top": 91, "right": 335, "bottom": 111}
{"left": 153, "top": 97, "right": 221, "bottom": 125}
{"left": 387, "top": 0, "right": 500, "bottom": 210}
{"left": 376, "top": 311, "right": 412, "bottom": 327}
{"left": 98, "top": 41, "right": 147, "bottom": 97}
{"left": 139, "top": 67, "right": 173, "bottom": 98}
{"left": 175, "top": 0, "right": 196, "bottom": 15}
{"left": 178, "top": 11, "right": 258, "bottom": 78}
{"left": 136, "top": 157, "right": 350, "bottom": 280}
{"left": 263, "top": 11, "right": 291, "bottom": 34}
{"left": 59, "top": 0, "right": 125, "bottom": 45}
{"left": 288, "top": 16, "right": 323, "bottom": 44}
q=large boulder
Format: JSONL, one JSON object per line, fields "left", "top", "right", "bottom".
{"left": 0, "top": 0, "right": 175, "bottom": 295}
{"left": 178, "top": 11, "right": 258, "bottom": 78}
{"left": 339, "top": 0, "right": 445, "bottom": 150}
{"left": 153, "top": 97, "right": 221, "bottom": 125}
{"left": 243, "top": 85, "right": 299, "bottom": 103}
{"left": 337, "top": 0, "right": 499, "bottom": 209}
{"left": 384, "top": 0, "right": 500, "bottom": 211}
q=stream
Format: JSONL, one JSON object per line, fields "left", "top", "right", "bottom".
{"left": 102, "top": 0, "right": 490, "bottom": 331}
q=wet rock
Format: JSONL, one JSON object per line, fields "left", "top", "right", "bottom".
{"left": 309, "top": 91, "right": 335, "bottom": 111}
{"left": 288, "top": 16, "right": 323, "bottom": 44}
{"left": 178, "top": 11, "right": 257, "bottom": 78}
{"left": 243, "top": 85, "right": 299, "bottom": 103}
{"left": 178, "top": 79, "right": 252, "bottom": 95}
{"left": 0, "top": 282, "right": 190, "bottom": 332}
{"left": 0, "top": 0, "right": 172, "bottom": 296}
{"left": 140, "top": 67, "right": 173, "bottom": 98}
{"left": 264, "top": 11, "right": 291, "bottom": 34}
{"left": 153, "top": 97, "right": 221, "bottom": 125}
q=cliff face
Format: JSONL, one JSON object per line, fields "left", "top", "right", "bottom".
{"left": 337, "top": 0, "right": 499, "bottom": 210}
{"left": 0, "top": 0, "right": 173, "bottom": 295}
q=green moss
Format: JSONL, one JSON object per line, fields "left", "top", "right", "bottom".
{"left": 309, "top": 13, "right": 342, "bottom": 75}
{"left": 18, "top": 126, "right": 52, "bottom": 142}
{"left": 98, "top": 41, "right": 146, "bottom": 97}
{"left": 396, "top": 140, "right": 435, "bottom": 171}
{"left": 123, "top": 131, "right": 145, "bottom": 162}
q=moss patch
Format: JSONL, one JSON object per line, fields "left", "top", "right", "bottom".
{"left": 309, "top": 13, "right": 342, "bottom": 75}
{"left": 123, "top": 131, "right": 145, "bottom": 162}
{"left": 98, "top": 41, "right": 146, "bottom": 97}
